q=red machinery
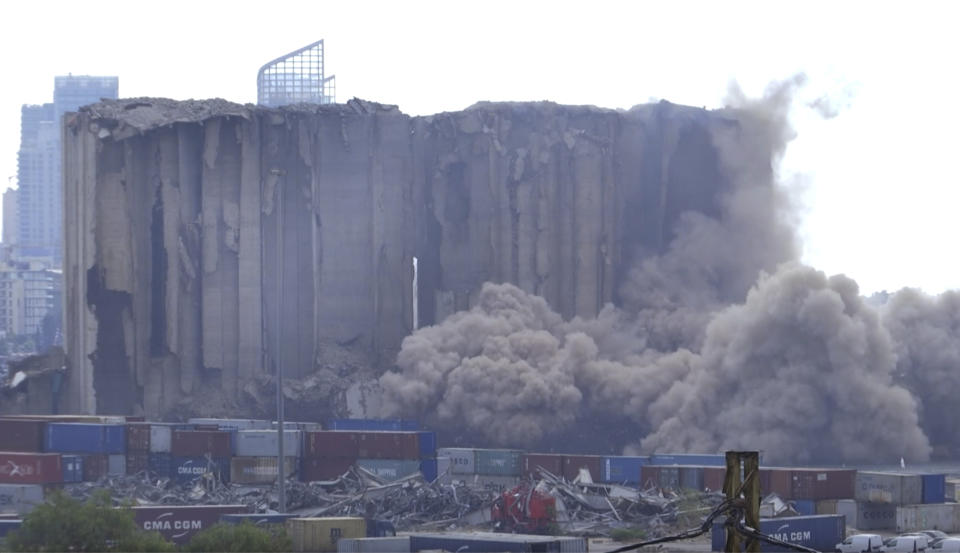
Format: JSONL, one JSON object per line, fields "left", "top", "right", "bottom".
{"left": 491, "top": 484, "right": 557, "bottom": 534}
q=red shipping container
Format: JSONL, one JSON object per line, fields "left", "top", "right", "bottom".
{"left": 790, "top": 468, "right": 855, "bottom": 500}
{"left": 132, "top": 504, "right": 247, "bottom": 544}
{"left": 641, "top": 466, "right": 662, "bottom": 488}
{"left": 0, "top": 418, "right": 47, "bottom": 452}
{"left": 126, "top": 423, "right": 151, "bottom": 451}
{"left": 0, "top": 452, "right": 62, "bottom": 484}
{"left": 126, "top": 452, "right": 149, "bottom": 474}
{"left": 704, "top": 467, "right": 726, "bottom": 492}
{"left": 83, "top": 455, "right": 108, "bottom": 481}
{"left": 355, "top": 432, "right": 419, "bottom": 460}
{"left": 170, "top": 430, "right": 232, "bottom": 457}
{"left": 521, "top": 454, "right": 564, "bottom": 479}
{"left": 304, "top": 431, "right": 359, "bottom": 458}
{"left": 562, "top": 455, "right": 603, "bottom": 481}
{"left": 301, "top": 457, "right": 356, "bottom": 481}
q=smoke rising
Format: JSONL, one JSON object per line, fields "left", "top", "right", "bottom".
{"left": 378, "top": 78, "right": 943, "bottom": 463}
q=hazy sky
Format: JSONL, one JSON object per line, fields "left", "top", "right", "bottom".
{"left": 2, "top": 1, "right": 957, "bottom": 294}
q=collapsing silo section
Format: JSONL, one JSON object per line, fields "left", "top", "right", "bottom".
{"left": 61, "top": 98, "right": 748, "bottom": 417}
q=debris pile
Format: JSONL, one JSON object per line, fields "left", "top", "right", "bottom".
{"left": 61, "top": 467, "right": 723, "bottom": 538}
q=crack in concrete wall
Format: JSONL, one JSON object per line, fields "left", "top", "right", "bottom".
{"left": 62, "top": 98, "right": 743, "bottom": 417}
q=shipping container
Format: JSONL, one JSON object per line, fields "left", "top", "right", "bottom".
{"left": 234, "top": 430, "right": 301, "bottom": 457}
{"left": 420, "top": 459, "right": 438, "bottom": 482}
{"left": 170, "top": 430, "right": 232, "bottom": 457}
{"left": 126, "top": 423, "right": 151, "bottom": 451}
{"left": 230, "top": 457, "right": 296, "bottom": 484}
{"left": 287, "top": 517, "right": 367, "bottom": 552}
{"left": 170, "top": 456, "right": 230, "bottom": 482}
{"left": 0, "top": 453, "right": 61, "bottom": 484}
{"left": 923, "top": 474, "right": 947, "bottom": 504}
{"left": 301, "top": 457, "right": 356, "bottom": 482}
{"left": 417, "top": 431, "right": 437, "bottom": 459}
{"left": 221, "top": 513, "right": 298, "bottom": 525}
{"left": 147, "top": 453, "right": 172, "bottom": 477}
{"left": 711, "top": 514, "right": 846, "bottom": 552}
{"left": 649, "top": 453, "right": 726, "bottom": 466}
{"left": 61, "top": 455, "right": 83, "bottom": 483}
{"left": 0, "top": 419, "right": 46, "bottom": 452}
{"left": 948, "top": 478, "right": 960, "bottom": 502}
{"left": 337, "top": 536, "right": 411, "bottom": 553}
{"left": 659, "top": 467, "right": 681, "bottom": 490}
{"left": 187, "top": 418, "right": 273, "bottom": 430}
{"left": 602, "top": 456, "right": 647, "bottom": 484}
{"left": 327, "top": 419, "right": 417, "bottom": 432}
{"left": 816, "top": 499, "right": 838, "bottom": 515}
{"left": 520, "top": 453, "right": 563, "bottom": 479}
{"left": 640, "top": 466, "right": 660, "bottom": 488}
{"left": 409, "top": 532, "right": 588, "bottom": 553}
{"left": 761, "top": 468, "right": 856, "bottom": 500}
{"left": 43, "top": 423, "right": 125, "bottom": 454}
{"left": 0, "top": 484, "right": 44, "bottom": 514}
{"left": 896, "top": 503, "right": 960, "bottom": 533}
{"left": 356, "top": 459, "right": 421, "bottom": 482}
{"left": 476, "top": 449, "right": 522, "bottom": 476}
{"left": 680, "top": 466, "right": 705, "bottom": 491}
{"left": 455, "top": 474, "right": 520, "bottom": 489}
{"left": 437, "top": 448, "right": 476, "bottom": 474}
{"left": 126, "top": 452, "right": 148, "bottom": 474}
{"left": 275, "top": 421, "right": 323, "bottom": 432}
{"left": 149, "top": 425, "right": 173, "bottom": 453}
{"left": 836, "top": 499, "right": 896, "bottom": 530}
{"left": 562, "top": 455, "right": 603, "bottom": 481}
{"left": 132, "top": 504, "right": 247, "bottom": 544}
{"left": 0, "top": 519, "right": 22, "bottom": 539}
{"left": 792, "top": 499, "right": 816, "bottom": 516}
{"left": 82, "top": 455, "right": 108, "bottom": 481}
{"left": 107, "top": 455, "right": 126, "bottom": 476}
{"left": 304, "top": 432, "right": 359, "bottom": 458}
{"left": 705, "top": 467, "right": 725, "bottom": 492}
{"left": 355, "top": 432, "right": 419, "bottom": 460}
{"left": 855, "top": 471, "right": 923, "bottom": 504}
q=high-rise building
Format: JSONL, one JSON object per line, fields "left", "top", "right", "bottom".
{"left": 16, "top": 76, "right": 118, "bottom": 266}
{"left": 0, "top": 262, "right": 60, "bottom": 338}
{"left": 257, "top": 40, "right": 335, "bottom": 107}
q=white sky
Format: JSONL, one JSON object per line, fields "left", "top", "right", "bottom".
{"left": 1, "top": 1, "right": 957, "bottom": 295}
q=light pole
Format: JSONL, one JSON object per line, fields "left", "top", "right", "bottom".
{"left": 275, "top": 172, "right": 286, "bottom": 513}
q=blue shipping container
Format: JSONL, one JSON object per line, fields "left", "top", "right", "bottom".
{"left": 170, "top": 456, "right": 230, "bottom": 482}
{"left": 103, "top": 425, "right": 126, "bottom": 454}
{"left": 649, "top": 454, "right": 726, "bottom": 467}
{"left": 45, "top": 423, "right": 121, "bottom": 454}
{"left": 147, "top": 453, "right": 172, "bottom": 477}
{"left": 792, "top": 499, "right": 816, "bottom": 516}
{"left": 603, "top": 456, "right": 648, "bottom": 484}
{"left": 922, "top": 474, "right": 946, "bottom": 504}
{"left": 61, "top": 455, "right": 84, "bottom": 483}
{"left": 327, "top": 419, "right": 419, "bottom": 431}
{"left": 711, "top": 515, "right": 846, "bottom": 552}
{"left": 221, "top": 513, "right": 297, "bottom": 525}
{"left": 0, "top": 520, "right": 23, "bottom": 539}
{"left": 420, "top": 459, "right": 438, "bottom": 482}
{"left": 418, "top": 431, "right": 437, "bottom": 459}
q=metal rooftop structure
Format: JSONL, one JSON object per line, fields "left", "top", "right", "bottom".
{"left": 257, "top": 39, "right": 336, "bottom": 107}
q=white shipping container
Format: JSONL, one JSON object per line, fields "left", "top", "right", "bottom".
{"left": 108, "top": 455, "right": 126, "bottom": 475}
{"left": 436, "top": 457, "right": 451, "bottom": 480}
{"left": 235, "top": 430, "right": 301, "bottom": 457}
{"left": 436, "top": 448, "right": 475, "bottom": 474}
{"left": 0, "top": 484, "right": 44, "bottom": 514}
{"left": 337, "top": 536, "right": 411, "bottom": 553}
{"left": 837, "top": 499, "right": 896, "bottom": 531}
{"left": 188, "top": 418, "right": 273, "bottom": 430}
{"left": 856, "top": 472, "right": 923, "bottom": 504}
{"left": 897, "top": 503, "right": 960, "bottom": 533}
{"left": 149, "top": 425, "right": 172, "bottom": 453}
{"left": 356, "top": 459, "right": 420, "bottom": 481}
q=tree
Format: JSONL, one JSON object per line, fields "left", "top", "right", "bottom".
{"left": 6, "top": 490, "right": 174, "bottom": 552}
{"left": 184, "top": 521, "right": 293, "bottom": 552}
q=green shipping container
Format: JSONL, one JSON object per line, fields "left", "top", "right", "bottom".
{"left": 474, "top": 449, "right": 522, "bottom": 476}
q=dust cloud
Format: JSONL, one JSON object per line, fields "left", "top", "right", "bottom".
{"left": 379, "top": 77, "right": 942, "bottom": 463}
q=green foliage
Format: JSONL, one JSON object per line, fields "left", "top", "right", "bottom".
{"left": 610, "top": 526, "right": 648, "bottom": 542}
{"left": 184, "top": 521, "right": 292, "bottom": 553}
{"left": 6, "top": 490, "right": 174, "bottom": 552}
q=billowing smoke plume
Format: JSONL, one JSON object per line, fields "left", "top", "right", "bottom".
{"left": 884, "top": 289, "right": 960, "bottom": 456}
{"left": 379, "top": 77, "right": 940, "bottom": 463}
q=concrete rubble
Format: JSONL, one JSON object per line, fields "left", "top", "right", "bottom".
{"left": 61, "top": 96, "right": 760, "bottom": 418}
{"left": 60, "top": 465, "right": 721, "bottom": 537}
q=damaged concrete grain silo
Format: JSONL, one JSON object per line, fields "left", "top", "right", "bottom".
{"left": 61, "top": 97, "right": 759, "bottom": 418}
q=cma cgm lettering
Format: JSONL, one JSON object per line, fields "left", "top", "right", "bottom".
{"left": 132, "top": 505, "right": 247, "bottom": 544}
{"left": 769, "top": 530, "right": 813, "bottom": 542}
{"left": 142, "top": 519, "right": 203, "bottom": 533}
